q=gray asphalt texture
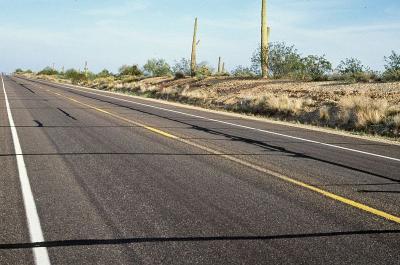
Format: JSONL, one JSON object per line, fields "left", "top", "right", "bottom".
{"left": 0, "top": 75, "right": 399, "bottom": 264}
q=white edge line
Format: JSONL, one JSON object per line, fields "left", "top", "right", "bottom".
{"left": 1, "top": 75, "right": 51, "bottom": 265}
{"left": 31, "top": 78, "right": 400, "bottom": 163}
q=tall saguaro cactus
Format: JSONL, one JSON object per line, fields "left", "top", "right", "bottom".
{"left": 191, "top": 18, "right": 198, "bottom": 77}
{"left": 218, "top": 57, "right": 222, "bottom": 73}
{"left": 84, "top": 61, "right": 88, "bottom": 77}
{"left": 261, "top": 0, "right": 269, "bottom": 78}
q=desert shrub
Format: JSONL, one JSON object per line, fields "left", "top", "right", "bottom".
{"left": 268, "top": 42, "right": 303, "bottom": 79}
{"left": 97, "top": 69, "right": 113, "bottom": 78}
{"left": 384, "top": 51, "right": 400, "bottom": 71}
{"left": 174, "top": 72, "right": 186, "bottom": 79}
{"left": 231, "top": 66, "right": 256, "bottom": 77}
{"left": 218, "top": 72, "right": 231, "bottom": 77}
{"left": 86, "top": 71, "right": 97, "bottom": 81}
{"left": 338, "top": 96, "right": 388, "bottom": 128}
{"left": 355, "top": 71, "right": 381, "bottom": 82}
{"left": 250, "top": 47, "right": 263, "bottom": 76}
{"left": 337, "top": 58, "right": 364, "bottom": 75}
{"left": 336, "top": 58, "right": 365, "bottom": 75}
{"left": 383, "top": 70, "right": 400, "bottom": 82}
{"left": 298, "top": 55, "right": 332, "bottom": 81}
{"left": 335, "top": 58, "right": 381, "bottom": 82}
{"left": 64, "top": 69, "right": 87, "bottom": 84}
{"left": 14, "top": 69, "right": 33, "bottom": 74}
{"left": 143, "top": 58, "right": 172, "bottom": 77}
{"left": 334, "top": 71, "right": 381, "bottom": 83}
{"left": 172, "top": 58, "right": 191, "bottom": 76}
{"left": 382, "top": 51, "right": 400, "bottom": 81}
{"left": 195, "top": 62, "right": 214, "bottom": 77}
{"left": 251, "top": 42, "right": 303, "bottom": 78}
{"left": 38, "top": 67, "right": 59, "bottom": 75}
{"left": 118, "top": 65, "right": 143, "bottom": 76}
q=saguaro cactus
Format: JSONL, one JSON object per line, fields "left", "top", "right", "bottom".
{"left": 218, "top": 57, "right": 222, "bottom": 73}
{"left": 261, "top": 0, "right": 269, "bottom": 78}
{"left": 222, "top": 62, "right": 225, "bottom": 74}
{"left": 191, "top": 18, "right": 198, "bottom": 77}
{"left": 84, "top": 61, "right": 88, "bottom": 77}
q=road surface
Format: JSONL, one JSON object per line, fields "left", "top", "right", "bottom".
{"left": 1, "top": 75, "right": 399, "bottom": 264}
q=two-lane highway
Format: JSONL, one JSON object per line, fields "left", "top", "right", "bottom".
{"left": 1, "top": 74, "right": 399, "bottom": 264}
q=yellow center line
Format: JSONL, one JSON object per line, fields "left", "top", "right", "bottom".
{"left": 46, "top": 88, "right": 400, "bottom": 225}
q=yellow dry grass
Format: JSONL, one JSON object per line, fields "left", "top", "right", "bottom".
{"left": 393, "top": 114, "right": 400, "bottom": 129}
{"left": 338, "top": 96, "right": 389, "bottom": 128}
{"left": 264, "top": 94, "right": 305, "bottom": 114}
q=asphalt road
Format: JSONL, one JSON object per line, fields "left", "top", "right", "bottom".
{"left": 1, "top": 74, "right": 399, "bottom": 264}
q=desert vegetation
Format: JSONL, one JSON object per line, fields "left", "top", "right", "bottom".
{"left": 14, "top": 0, "right": 400, "bottom": 139}
{"left": 15, "top": 42, "right": 400, "bottom": 140}
{"left": 18, "top": 62, "right": 400, "bottom": 139}
{"left": 18, "top": 47, "right": 400, "bottom": 83}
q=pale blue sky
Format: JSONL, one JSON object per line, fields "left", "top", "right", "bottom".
{"left": 0, "top": 0, "right": 399, "bottom": 73}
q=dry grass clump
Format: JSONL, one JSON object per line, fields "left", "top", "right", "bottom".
{"left": 319, "top": 106, "right": 331, "bottom": 121}
{"left": 338, "top": 96, "right": 389, "bottom": 128}
{"left": 140, "top": 84, "right": 159, "bottom": 93}
{"left": 387, "top": 105, "right": 400, "bottom": 116}
{"left": 90, "top": 76, "right": 116, "bottom": 89}
{"left": 265, "top": 94, "right": 305, "bottom": 115}
{"left": 233, "top": 94, "right": 313, "bottom": 117}
{"left": 393, "top": 114, "right": 400, "bottom": 129}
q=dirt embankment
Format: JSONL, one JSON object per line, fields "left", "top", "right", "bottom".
{"left": 21, "top": 74, "right": 400, "bottom": 139}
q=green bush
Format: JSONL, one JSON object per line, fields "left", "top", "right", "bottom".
{"left": 38, "top": 67, "right": 58, "bottom": 75}
{"left": 195, "top": 62, "right": 213, "bottom": 77}
{"left": 383, "top": 51, "right": 400, "bottom": 81}
{"left": 331, "top": 71, "right": 380, "bottom": 83}
{"left": 384, "top": 51, "right": 400, "bottom": 71}
{"left": 86, "top": 71, "right": 97, "bottom": 81}
{"left": 172, "top": 58, "right": 191, "bottom": 76}
{"left": 143, "top": 58, "right": 172, "bottom": 77}
{"left": 334, "top": 58, "right": 380, "bottom": 82}
{"left": 298, "top": 55, "right": 332, "bottom": 81}
{"left": 355, "top": 71, "right": 382, "bottom": 82}
{"left": 251, "top": 42, "right": 303, "bottom": 78}
{"left": 14, "top": 69, "right": 33, "bottom": 74}
{"left": 118, "top": 65, "right": 143, "bottom": 76}
{"left": 97, "top": 69, "right": 113, "bottom": 78}
{"left": 231, "top": 66, "right": 256, "bottom": 77}
{"left": 251, "top": 43, "right": 332, "bottom": 81}
{"left": 336, "top": 58, "right": 366, "bottom": 75}
{"left": 64, "top": 69, "right": 87, "bottom": 84}
{"left": 383, "top": 70, "right": 400, "bottom": 82}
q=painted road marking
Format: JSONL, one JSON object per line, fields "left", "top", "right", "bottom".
{"left": 1, "top": 75, "right": 51, "bottom": 265}
{"left": 35, "top": 80, "right": 400, "bottom": 163}
{"left": 44, "top": 87, "right": 400, "bottom": 225}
